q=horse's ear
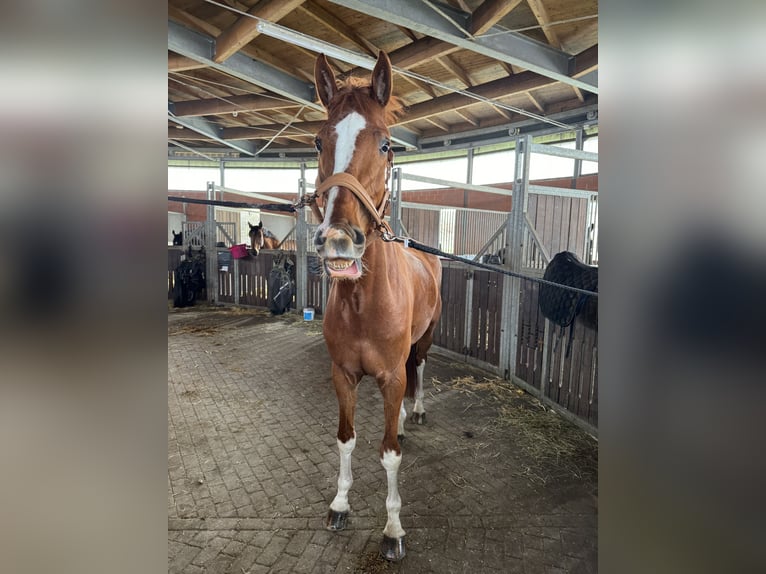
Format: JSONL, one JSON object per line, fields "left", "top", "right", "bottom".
{"left": 248, "top": 222, "right": 254, "bottom": 230}
{"left": 371, "top": 51, "right": 392, "bottom": 107}
{"left": 314, "top": 54, "right": 337, "bottom": 108}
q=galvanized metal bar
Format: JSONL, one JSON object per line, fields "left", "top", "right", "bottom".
{"left": 528, "top": 185, "right": 597, "bottom": 200}
{"left": 168, "top": 20, "right": 319, "bottom": 110}
{"left": 573, "top": 129, "right": 584, "bottom": 178}
{"left": 326, "top": 0, "right": 597, "bottom": 94}
{"left": 400, "top": 201, "right": 508, "bottom": 214}
{"left": 296, "top": 165, "right": 308, "bottom": 312}
{"left": 463, "top": 268, "right": 474, "bottom": 358}
{"left": 529, "top": 142, "right": 598, "bottom": 162}
{"left": 205, "top": 181, "right": 219, "bottom": 304}
{"left": 472, "top": 217, "right": 508, "bottom": 261}
{"left": 523, "top": 213, "right": 551, "bottom": 263}
{"left": 391, "top": 167, "right": 403, "bottom": 237}
{"left": 400, "top": 173, "right": 513, "bottom": 196}
{"left": 213, "top": 184, "right": 294, "bottom": 204}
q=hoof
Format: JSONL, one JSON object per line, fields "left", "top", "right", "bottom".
{"left": 380, "top": 535, "right": 406, "bottom": 562}
{"left": 326, "top": 509, "right": 348, "bottom": 531}
{"left": 397, "top": 433, "right": 405, "bottom": 444}
{"left": 410, "top": 412, "right": 426, "bottom": 425}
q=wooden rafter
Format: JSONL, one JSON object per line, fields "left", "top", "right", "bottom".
{"left": 435, "top": 55, "right": 472, "bottom": 88}
{"left": 214, "top": 0, "right": 306, "bottom": 63}
{"left": 525, "top": 0, "right": 561, "bottom": 48}
{"left": 470, "top": 0, "right": 524, "bottom": 35}
{"left": 172, "top": 94, "right": 298, "bottom": 117}
{"left": 572, "top": 86, "right": 585, "bottom": 103}
{"left": 168, "top": 54, "right": 207, "bottom": 72}
{"left": 298, "top": 1, "right": 379, "bottom": 56}
{"left": 425, "top": 116, "right": 449, "bottom": 132}
{"left": 525, "top": 92, "right": 545, "bottom": 114}
{"left": 454, "top": 109, "right": 479, "bottom": 127}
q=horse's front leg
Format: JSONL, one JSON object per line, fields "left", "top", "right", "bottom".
{"left": 327, "top": 364, "right": 359, "bottom": 531}
{"left": 377, "top": 364, "right": 407, "bottom": 561}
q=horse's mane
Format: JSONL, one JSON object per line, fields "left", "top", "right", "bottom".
{"left": 327, "top": 76, "right": 402, "bottom": 126}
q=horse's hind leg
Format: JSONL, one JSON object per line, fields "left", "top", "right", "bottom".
{"left": 377, "top": 365, "right": 407, "bottom": 561}
{"left": 410, "top": 324, "right": 436, "bottom": 425}
{"left": 327, "top": 365, "right": 359, "bottom": 532}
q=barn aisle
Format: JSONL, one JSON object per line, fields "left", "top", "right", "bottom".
{"left": 168, "top": 306, "right": 597, "bottom": 573}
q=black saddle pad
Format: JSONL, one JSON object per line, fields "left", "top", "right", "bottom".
{"left": 538, "top": 251, "right": 598, "bottom": 327}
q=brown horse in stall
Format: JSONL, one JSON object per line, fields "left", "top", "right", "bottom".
{"left": 248, "top": 221, "right": 280, "bottom": 255}
{"left": 312, "top": 52, "right": 442, "bottom": 561}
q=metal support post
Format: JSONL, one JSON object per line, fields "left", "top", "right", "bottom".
{"left": 390, "top": 167, "right": 403, "bottom": 237}
{"left": 205, "top": 181, "right": 219, "bottom": 304}
{"left": 498, "top": 136, "right": 530, "bottom": 379}
{"left": 295, "top": 164, "right": 308, "bottom": 312}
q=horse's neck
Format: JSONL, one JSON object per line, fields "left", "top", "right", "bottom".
{"left": 333, "top": 237, "right": 396, "bottom": 302}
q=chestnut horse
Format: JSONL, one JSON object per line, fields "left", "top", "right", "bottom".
{"left": 312, "top": 52, "right": 442, "bottom": 561}
{"left": 248, "top": 221, "right": 279, "bottom": 255}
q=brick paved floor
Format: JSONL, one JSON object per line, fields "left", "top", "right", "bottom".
{"left": 168, "top": 306, "right": 597, "bottom": 573}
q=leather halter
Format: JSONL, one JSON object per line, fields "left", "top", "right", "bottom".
{"left": 311, "top": 150, "right": 394, "bottom": 236}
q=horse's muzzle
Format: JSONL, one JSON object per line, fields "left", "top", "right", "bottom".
{"left": 314, "top": 224, "right": 365, "bottom": 279}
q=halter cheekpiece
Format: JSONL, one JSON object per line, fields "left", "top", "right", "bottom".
{"left": 307, "top": 149, "right": 394, "bottom": 236}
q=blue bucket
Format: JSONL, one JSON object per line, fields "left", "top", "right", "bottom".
{"left": 303, "top": 307, "right": 315, "bottom": 321}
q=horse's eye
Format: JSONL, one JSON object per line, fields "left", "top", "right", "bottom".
{"left": 315, "top": 137, "right": 322, "bottom": 153}
{"left": 380, "top": 139, "right": 390, "bottom": 154}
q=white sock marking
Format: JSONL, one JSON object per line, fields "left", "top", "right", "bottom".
{"left": 330, "top": 435, "right": 356, "bottom": 513}
{"left": 381, "top": 450, "right": 405, "bottom": 539}
{"left": 413, "top": 359, "right": 426, "bottom": 414}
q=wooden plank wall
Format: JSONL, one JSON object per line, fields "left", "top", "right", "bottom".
{"left": 306, "top": 273, "right": 324, "bottom": 315}
{"left": 516, "top": 280, "right": 598, "bottom": 428}
{"left": 469, "top": 269, "right": 504, "bottom": 365}
{"left": 433, "top": 261, "right": 467, "bottom": 355}
{"left": 401, "top": 207, "right": 440, "bottom": 246}
{"left": 455, "top": 211, "right": 508, "bottom": 255}
{"left": 527, "top": 194, "right": 589, "bottom": 260}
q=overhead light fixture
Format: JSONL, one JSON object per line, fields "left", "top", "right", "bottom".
{"left": 255, "top": 20, "right": 376, "bottom": 70}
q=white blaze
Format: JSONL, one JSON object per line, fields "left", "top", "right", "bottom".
{"left": 319, "top": 112, "right": 366, "bottom": 231}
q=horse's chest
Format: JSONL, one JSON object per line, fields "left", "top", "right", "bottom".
{"left": 324, "top": 312, "right": 409, "bottom": 373}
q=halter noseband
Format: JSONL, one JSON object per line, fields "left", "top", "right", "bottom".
{"left": 310, "top": 150, "right": 394, "bottom": 236}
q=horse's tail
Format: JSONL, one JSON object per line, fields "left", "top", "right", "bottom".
{"left": 405, "top": 345, "right": 418, "bottom": 399}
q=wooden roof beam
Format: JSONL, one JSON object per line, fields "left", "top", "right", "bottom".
{"left": 525, "top": 0, "right": 561, "bottom": 48}
{"left": 470, "top": 0, "right": 523, "bottom": 35}
{"left": 435, "top": 55, "right": 473, "bottom": 88}
{"left": 298, "top": 1, "right": 379, "bottom": 57}
{"left": 525, "top": 92, "right": 545, "bottom": 114}
{"left": 454, "top": 109, "right": 479, "bottom": 127}
{"left": 172, "top": 94, "right": 298, "bottom": 117}
{"left": 328, "top": 0, "right": 597, "bottom": 93}
{"left": 169, "top": 53, "right": 207, "bottom": 72}
{"left": 213, "top": 0, "right": 306, "bottom": 63}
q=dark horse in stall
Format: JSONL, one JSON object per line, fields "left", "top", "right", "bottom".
{"left": 171, "top": 229, "right": 183, "bottom": 246}
{"left": 311, "top": 52, "right": 442, "bottom": 561}
{"left": 248, "top": 221, "right": 279, "bottom": 255}
{"left": 538, "top": 251, "right": 598, "bottom": 356}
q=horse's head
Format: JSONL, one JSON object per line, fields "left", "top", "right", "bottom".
{"left": 172, "top": 229, "right": 183, "bottom": 246}
{"left": 249, "top": 221, "right": 264, "bottom": 255}
{"left": 312, "top": 51, "right": 400, "bottom": 280}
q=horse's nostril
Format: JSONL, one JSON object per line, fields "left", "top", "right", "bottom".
{"left": 314, "top": 233, "right": 326, "bottom": 247}
{"left": 352, "top": 227, "right": 364, "bottom": 245}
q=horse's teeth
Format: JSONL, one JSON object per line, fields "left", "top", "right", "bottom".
{"left": 328, "top": 260, "right": 352, "bottom": 270}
